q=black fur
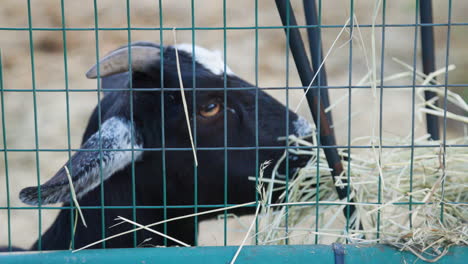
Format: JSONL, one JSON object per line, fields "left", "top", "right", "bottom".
{"left": 17, "top": 43, "right": 310, "bottom": 250}
{"left": 0, "top": 247, "right": 26, "bottom": 252}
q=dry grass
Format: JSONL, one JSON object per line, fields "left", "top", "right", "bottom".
{"left": 254, "top": 133, "right": 467, "bottom": 261}
{"left": 252, "top": 84, "right": 467, "bottom": 261}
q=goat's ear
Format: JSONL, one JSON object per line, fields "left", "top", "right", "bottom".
{"left": 19, "top": 117, "right": 143, "bottom": 205}
{"left": 86, "top": 44, "right": 160, "bottom": 79}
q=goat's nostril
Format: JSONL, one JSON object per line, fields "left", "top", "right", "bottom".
{"left": 293, "top": 116, "right": 313, "bottom": 137}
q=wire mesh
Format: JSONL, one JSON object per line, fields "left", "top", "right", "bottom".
{"left": 0, "top": 0, "right": 466, "bottom": 259}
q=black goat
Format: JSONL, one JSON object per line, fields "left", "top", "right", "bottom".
{"left": 13, "top": 42, "right": 312, "bottom": 250}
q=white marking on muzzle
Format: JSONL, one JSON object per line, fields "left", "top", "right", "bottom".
{"left": 293, "top": 116, "right": 313, "bottom": 137}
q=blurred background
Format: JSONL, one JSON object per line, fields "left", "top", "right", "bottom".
{"left": 1, "top": 0, "right": 467, "bottom": 248}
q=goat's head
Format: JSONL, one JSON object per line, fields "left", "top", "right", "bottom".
{"left": 19, "top": 42, "right": 312, "bottom": 206}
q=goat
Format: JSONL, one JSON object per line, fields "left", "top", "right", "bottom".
{"left": 13, "top": 42, "right": 312, "bottom": 250}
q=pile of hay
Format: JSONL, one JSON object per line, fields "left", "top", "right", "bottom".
{"left": 254, "top": 87, "right": 468, "bottom": 261}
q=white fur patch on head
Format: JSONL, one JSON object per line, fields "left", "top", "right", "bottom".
{"left": 293, "top": 116, "right": 313, "bottom": 137}
{"left": 173, "top": 43, "right": 234, "bottom": 76}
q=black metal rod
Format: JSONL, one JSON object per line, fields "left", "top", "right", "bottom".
{"left": 420, "top": 0, "right": 440, "bottom": 140}
{"left": 303, "top": 0, "right": 333, "bottom": 124}
{"left": 274, "top": 0, "right": 360, "bottom": 230}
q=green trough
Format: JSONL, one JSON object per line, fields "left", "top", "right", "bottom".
{"left": 1, "top": 245, "right": 467, "bottom": 264}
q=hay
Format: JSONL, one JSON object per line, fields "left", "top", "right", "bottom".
{"left": 117, "top": 216, "right": 191, "bottom": 247}
{"left": 253, "top": 85, "right": 468, "bottom": 261}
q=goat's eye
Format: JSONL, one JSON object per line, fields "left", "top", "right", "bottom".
{"left": 200, "top": 103, "right": 221, "bottom": 118}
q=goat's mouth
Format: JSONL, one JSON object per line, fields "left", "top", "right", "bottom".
{"left": 274, "top": 115, "right": 314, "bottom": 178}
{"left": 276, "top": 151, "right": 311, "bottom": 178}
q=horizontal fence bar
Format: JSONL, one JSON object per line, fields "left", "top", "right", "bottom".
{"left": 1, "top": 143, "right": 467, "bottom": 153}
{"left": 1, "top": 84, "right": 466, "bottom": 93}
{"left": 1, "top": 201, "right": 466, "bottom": 211}
{"left": 1, "top": 245, "right": 467, "bottom": 264}
{"left": 1, "top": 23, "right": 468, "bottom": 31}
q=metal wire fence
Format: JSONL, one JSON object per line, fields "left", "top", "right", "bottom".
{"left": 0, "top": 0, "right": 467, "bottom": 261}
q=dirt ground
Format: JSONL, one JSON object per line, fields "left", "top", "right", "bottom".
{"left": 0, "top": 0, "right": 467, "bottom": 248}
